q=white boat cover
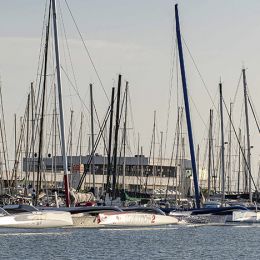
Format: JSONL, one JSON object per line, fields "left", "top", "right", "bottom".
{"left": 232, "top": 210, "right": 260, "bottom": 222}
{"left": 97, "top": 212, "right": 178, "bottom": 226}
{"left": 0, "top": 210, "right": 73, "bottom": 228}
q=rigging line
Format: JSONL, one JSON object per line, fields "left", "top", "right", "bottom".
{"left": 155, "top": 113, "right": 160, "bottom": 145}
{"left": 126, "top": 134, "right": 134, "bottom": 157}
{"left": 64, "top": 0, "right": 109, "bottom": 101}
{"left": 93, "top": 102, "right": 109, "bottom": 155}
{"left": 77, "top": 105, "right": 111, "bottom": 190}
{"left": 181, "top": 36, "right": 218, "bottom": 113}
{"left": 61, "top": 71, "right": 107, "bottom": 142}
{"left": 75, "top": 113, "right": 83, "bottom": 156}
{"left": 45, "top": 74, "right": 56, "bottom": 110}
{"left": 188, "top": 93, "right": 207, "bottom": 128}
{"left": 128, "top": 87, "right": 137, "bottom": 152}
{"left": 32, "top": 72, "right": 55, "bottom": 158}
{"left": 60, "top": 66, "right": 91, "bottom": 119}
{"left": 58, "top": 1, "right": 73, "bottom": 110}
{"left": 176, "top": 41, "right": 180, "bottom": 110}
{"left": 222, "top": 97, "right": 258, "bottom": 191}
{"left": 198, "top": 111, "right": 210, "bottom": 146}
{"left": 0, "top": 79, "right": 10, "bottom": 171}
{"left": 11, "top": 105, "right": 27, "bottom": 185}
{"left": 58, "top": 0, "right": 78, "bottom": 90}
{"left": 232, "top": 71, "right": 242, "bottom": 105}
{"left": 165, "top": 112, "right": 179, "bottom": 198}
{"left": 247, "top": 90, "right": 260, "bottom": 133}
{"left": 35, "top": 0, "right": 49, "bottom": 87}
{"left": 164, "top": 33, "right": 177, "bottom": 159}
{"left": 92, "top": 85, "right": 119, "bottom": 157}
{"left": 238, "top": 102, "right": 244, "bottom": 130}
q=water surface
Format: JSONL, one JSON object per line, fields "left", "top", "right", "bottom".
{"left": 0, "top": 225, "right": 259, "bottom": 259}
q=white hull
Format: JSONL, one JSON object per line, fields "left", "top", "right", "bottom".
{"left": 97, "top": 212, "right": 178, "bottom": 226}
{"left": 0, "top": 211, "right": 73, "bottom": 228}
{"left": 232, "top": 211, "right": 260, "bottom": 223}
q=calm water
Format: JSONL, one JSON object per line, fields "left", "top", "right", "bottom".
{"left": 0, "top": 225, "right": 259, "bottom": 259}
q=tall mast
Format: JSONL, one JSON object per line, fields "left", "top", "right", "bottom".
{"left": 51, "top": 0, "right": 70, "bottom": 206}
{"left": 79, "top": 112, "right": 83, "bottom": 164}
{"left": 90, "top": 83, "right": 96, "bottom": 195}
{"left": 196, "top": 144, "right": 200, "bottom": 189}
{"left": 219, "top": 82, "right": 225, "bottom": 205}
{"left": 140, "top": 146, "right": 144, "bottom": 193}
{"left": 25, "top": 94, "right": 30, "bottom": 187}
{"left": 227, "top": 103, "right": 232, "bottom": 194}
{"left": 112, "top": 74, "right": 122, "bottom": 199}
{"left": 243, "top": 135, "right": 247, "bottom": 193}
{"left": 0, "top": 80, "right": 10, "bottom": 190}
{"left": 106, "top": 87, "right": 115, "bottom": 195}
{"left": 137, "top": 133, "right": 140, "bottom": 192}
{"left": 30, "top": 82, "right": 35, "bottom": 189}
{"left": 53, "top": 87, "right": 58, "bottom": 188}
{"left": 36, "top": 5, "right": 51, "bottom": 204}
{"left": 159, "top": 131, "right": 163, "bottom": 194}
{"left": 237, "top": 128, "right": 241, "bottom": 194}
{"left": 175, "top": 4, "right": 200, "bottom": 208}
{"left": 69, "top": 109, "right": 73, "bottom": 178}
{"left": 122, "top": 81, "right": 128, "bottom": 191}
{"left": 14, "top": 113, "right": 17, "bottom": 192}
{"left": 152, "top": 111, "right": 156, "bottom": 194}
{"left": 174, "top": 107, "right": 181, "bottom": 203}
{"left": 242, "top": 68, "right": 252, "bottom": 203}
{"left": 0, "top": 80, "right": 10, "bottom": 191}
{"left": 207, "top": 109, "right": 213, "bottom": 199}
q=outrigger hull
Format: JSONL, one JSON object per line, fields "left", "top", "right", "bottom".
{"left": 0, "top": 211, "right": 73, "bottom": 228}
{"left": 97, "top": 212, "right": 178, "bottom": 227}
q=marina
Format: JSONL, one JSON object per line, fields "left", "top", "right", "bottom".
{"left": 0, "top": 0, "right": 259, "bottom": 259}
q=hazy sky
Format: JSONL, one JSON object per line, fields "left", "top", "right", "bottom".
{"left": 0, "top": 0, "right": 259, "bottom": 181}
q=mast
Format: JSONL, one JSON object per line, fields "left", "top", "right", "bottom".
{"left": 196, "top": 144, "right": 200, "bottom": 189}
{"left": 243, "top": 135, "right": 247, "bottom": 193}
{"left": 79, "top": 112, "right": 83, "bottom": 164}
{"left": 36, "top": 5, "right": 51, "bottom": 204}
{"left": 69, "top": 109, "right": 73, "bottom": 180}
{"left": 140, "top": 146, "right": 144, "bottom": 193}
{"left": 25, "top": 94, "right": 30, "bottom": 187}
{"left": 112, "top": 74, "right": 122, "bottom": 199}
{"left": 90, "top": 83, "right": 96, "bottom": 195}
{"left": 53, "top": 88, "right": 58, "bottom": 188}
{"left": 175, "top": 4, "right": 200, "bottom": 208}
{"left": 219, "top": 82, "right": 225, "bottom": 205}
{"left": 207, "top": 109, "right": 213, "bottom": 199}
{"left": 237, "top": 128, "right": 241, "bottom": 194}
{"left": 30, "top": 82, "right": 35, "bottom": 189}
{"left": 242, "top": 68, "right": 252, "bottom": 203}
{"left": 152, "top": 111, "right": 156, "bottom": 194}
{"left": 227, "top": 103, "right": 232, "bottom": 194}
{"left": 180, "top": 137, "right": 185, "bottom": 198}
{"left": 122, "top": 81, "right": 128, "bottom": 191}
{"left": 160, "top": 131, "right": 163, "bottom": 195}
{"left": 0, "top": 80, "right": 10, "bottom": 190}
{"left": 51, "top": 0, "right": 70, "bottom": 206}
{"left": 14, "top": 113, "right": 17, "bottom": 192}
{"left": 106, "top": 87, "right": 115, "bottom": 195}
{"left": 174, "top": 107, "right": 181, "bottom": 203}
{"left": 137, "top": 133, "right": 140, "bottom": 192}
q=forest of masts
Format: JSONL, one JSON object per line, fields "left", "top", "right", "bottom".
{"left": 0, "top": 1, "right": 259, "bottom": 202}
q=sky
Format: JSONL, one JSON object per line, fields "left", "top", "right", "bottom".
{"left": 0, "top": 0, "right": 259, "bottom": 184}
